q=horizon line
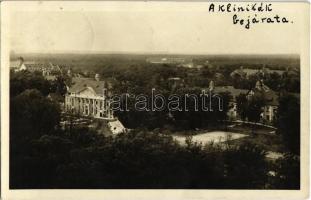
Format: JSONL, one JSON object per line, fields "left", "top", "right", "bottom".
{"left": 10, "top": 51, "right": 300, "bottom": 57}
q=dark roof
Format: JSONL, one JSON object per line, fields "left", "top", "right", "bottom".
{"left": 250, "top": 88, "right": 279, "bottom": 106}
{"left": 69, "top": 77, "right": 113, "bottom": 95}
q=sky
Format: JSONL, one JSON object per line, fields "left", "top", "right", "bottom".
{"left": 7, "top": 1, "right": 308, "bottom": 55}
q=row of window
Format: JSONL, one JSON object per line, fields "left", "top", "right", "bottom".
{"left": 66, "top": 96, "right": 108, "bottom": 109}
{"left": 66, "top": 104, "right": 112, "bottom": 118}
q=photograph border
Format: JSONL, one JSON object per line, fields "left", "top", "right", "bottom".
{"left": 1, "top": 1, "right": 310, "bottom": 199}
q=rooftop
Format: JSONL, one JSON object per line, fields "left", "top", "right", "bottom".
{"left": 69, "top": 77, "right": 113, "bottom": 95}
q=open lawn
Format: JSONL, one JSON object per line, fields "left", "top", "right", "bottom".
{"left": 171, "top": 122, "right": 284, "bottom": 153}
{"left": 173, "top": 131, "right": 248, "bottom": 145}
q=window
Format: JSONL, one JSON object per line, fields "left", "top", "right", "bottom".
{"left": 85, "top": 105, "right": 89, "bottom": 115}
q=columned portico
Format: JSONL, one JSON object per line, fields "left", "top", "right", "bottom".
{"left": 65, "top": 81, "right": 114, "bottom": 119}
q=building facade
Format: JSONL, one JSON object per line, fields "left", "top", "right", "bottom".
{"left": 65, "top": 76, "right": 114, "bottom": 119}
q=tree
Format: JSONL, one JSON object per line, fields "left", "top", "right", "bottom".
{"left": 224, "top": 142, "right": 268, "bottom": 189}
{"left": 273, "top": 153, "right": 300, "bottom": 189}
{"left": 264, "top": 72, "right": 281, "bottom": 91}
{"left": 10, "top": 70, "right": 52, "bottom": 97}
{"left": 276, "top": 94, "right": 300, "bottom": 155}
{"left": 10, "top": 89, "right": 61, "bottom": 138}
{"left": 10, "top": 88, "right": 62, "bottom": 188}
{"left": 51, "top": 75, "right": 68, "bottom": 96}
{"left": 246, "top": 96, "right": 264, "bottom": 123}
{"left": 236, "top": 93, "right": 248, "bottom": 121}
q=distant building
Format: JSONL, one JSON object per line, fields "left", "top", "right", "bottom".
{"left": 230, "top": 66, "right": 285, "bottom": 79}
{"left": 65, "top": 74, "right": 114, "bottom": 119}
{"left": 230, "top": 66, "right": 247, "bottom": 78}
{"left": 11, "top": 57, "right": 27, "bottom": 71}
{"left": 147, "top": 57, "right": 187, "bottom": 64}
{"left": 11, "top": 57, "right": 62, "bottom": 80}
{"left": 146, "top": 57, "right": 196, "bottom": 69}
{"left": 42, "top": 62, "right": 62, "bottom": 76}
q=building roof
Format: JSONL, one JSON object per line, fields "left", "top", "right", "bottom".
{"left": 230, "top": 68, "right": 247, "bottom": 77}
{"left": 231, "top": 67, "right": 285, "bottom": 77}
{"left": 250, "top": 88, "right": 279, "bottom": 106}
{"left": 108, "top": 119, "right": 126, "bottom": 135}
{"left": 263, "top": 90, "right": 279, "bottom": 106}
{"left": 242, "top": 68, "right": 259, "bottom": 76}
{"left": 69, "top": 77, "right": 112, "bottom": 95}
{"left": 202, "top": 85, "right": 249, "bottom": 102}
{"left": 245, "top": 68, "right": 284, "bottom": 76}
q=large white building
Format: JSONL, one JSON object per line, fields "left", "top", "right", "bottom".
{"left": 65, "top": 75, "right": 114, "bottom": 119}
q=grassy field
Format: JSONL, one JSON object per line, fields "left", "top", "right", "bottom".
{"left": 170, "top": 122, "right": 284, "bottom": 153}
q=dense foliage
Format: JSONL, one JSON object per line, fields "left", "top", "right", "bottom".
{"left": 276, "top": 94, "right": 300, "bottom": 155}
{"left": 9, "top": 61, "right": 300, "bottom": 189}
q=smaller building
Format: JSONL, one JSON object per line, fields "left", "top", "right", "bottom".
{"left": 207, "top": 80, "right": 279, "bottom": 123}
{"left": 247, "top": 80, "right": 279, "bottom": 122}
{"left": 108, "top": 119, "right": 126, "bottom": 135}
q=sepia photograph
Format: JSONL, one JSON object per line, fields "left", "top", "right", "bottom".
{"left": 1, "top": 1, "right": 310, "bottom": 200}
